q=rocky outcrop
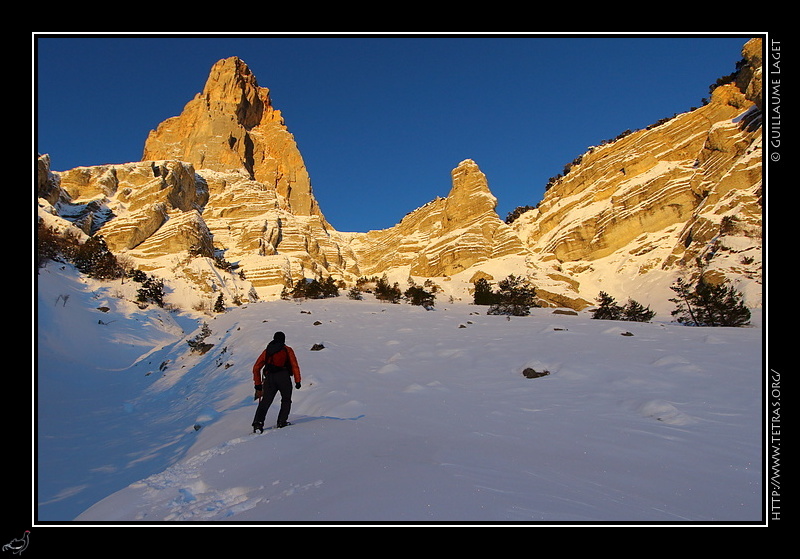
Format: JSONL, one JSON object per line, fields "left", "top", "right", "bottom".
{"left": 350, "top": 159, "right": 527, "bottom": 277}
{"left": 142, "top": 57, "right": 325, "bottom": 222}
{"left": 515, "top": 86, "right": 760, "bottom": 263}
{"left": 39, "top": 159, "right": 204, "bottom": 241}
{"left": 136, "top": 57, "right": 361, "bottom": 298}
{"left": 511, "top": 38, "right": 763, "bottom": 309}
{"left": 197, "top": 169, "right": 359, "bottom": 290}
{"left": 37, "top": 154, "right": 62, "bottom": 206}
{"left": 36, "top": 39, "right": 763, "bottom": 312}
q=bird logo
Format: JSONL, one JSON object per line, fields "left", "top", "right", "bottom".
{"left": 2, "top": 531, "right": 29, "bottom": 555}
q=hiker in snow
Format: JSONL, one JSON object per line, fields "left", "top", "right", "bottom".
{"left": 252, "top": 331, "right": 302, "bottom": 432}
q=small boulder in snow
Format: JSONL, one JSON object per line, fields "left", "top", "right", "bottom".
{"left": 522, "top": 368, "right": 550, "bottom": 379}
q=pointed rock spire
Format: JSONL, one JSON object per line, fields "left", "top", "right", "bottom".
{"left": 142, "top": 57, "right": 324, "bottom": 221}
{"left": 200, "top": 56, "right": 268, "bottom": 130}
{"left": 446, "top": 159, "right": 498, "bottom": 220}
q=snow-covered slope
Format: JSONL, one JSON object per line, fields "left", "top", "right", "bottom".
{"left": 36, "top": 264, "right": 763, "bottom": 524}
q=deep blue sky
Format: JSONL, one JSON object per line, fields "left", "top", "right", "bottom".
{"left": 35, "top": 33, "right": 756, "bottom": 232}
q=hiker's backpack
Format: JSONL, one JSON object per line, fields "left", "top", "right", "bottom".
{"left": 264, "top": 345, "right": 290, "bottom": 375}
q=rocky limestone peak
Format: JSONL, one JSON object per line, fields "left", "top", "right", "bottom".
{"left": 201, "top": 56, "right": 268, "bottom": 130}
{"left": 350, "top": 159, "right": 527, "bottom": 279}
{"left": 142, "top": 57, "right": 325, "bottom": 221}
{"left": 445, "top": 159, "right": 498, "bottom": 221}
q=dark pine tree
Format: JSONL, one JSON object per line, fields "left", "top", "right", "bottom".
{"left": 488, "top": 275, "right": 537, "bottom": 316}
{"left": 621, "top": 299, "right": 656, "bottom": 322}
{"left": 591, "top": 291, "right": 622, "bottom": 320}
{"left": 670, "top": 276, "right": 751, "bottom": 327}
{"left": 214, "top": 293, "right": 226, "bottom": 313}
{"left": 473, "top": 278, "right": 496, "bottom": 306}
{"left": 404, "top": 284, "right": 435, "bottom": 308}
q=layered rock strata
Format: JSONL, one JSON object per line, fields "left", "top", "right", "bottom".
{"left": 142, "top": 57, "right": 325, "bottom": 221}
{"left": 512, "top": 38, "right": 763, "bottom": 308}
{"left": 37, "top": 40, "right": 763, "bottom": 311}
{"left": 350, "top": 159, "right": 527, "bottom": 278}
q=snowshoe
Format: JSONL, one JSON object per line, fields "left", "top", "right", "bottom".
{"left": 253, "top": 422, "right": 264, "bottom": 434}
{"left": 277, "top": 421, "right": 292, "bottom": 429}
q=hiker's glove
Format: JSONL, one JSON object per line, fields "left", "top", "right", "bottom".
{"left": 254, "top": 385, "right": 263, "bottom": 400}
{"left": 295, "top": 382, "right": 301, "bottom": 389}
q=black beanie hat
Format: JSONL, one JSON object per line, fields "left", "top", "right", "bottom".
{"left": 273, "top": 331, "right": 286, "bottom": 344}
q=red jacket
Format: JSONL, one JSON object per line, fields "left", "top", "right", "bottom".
{"left": 253, "top": 345, "right": 302, "bottom": 385}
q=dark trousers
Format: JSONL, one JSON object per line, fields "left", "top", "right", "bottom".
{"left": 253, "top": 371, "right": 293, "bottom": 426}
